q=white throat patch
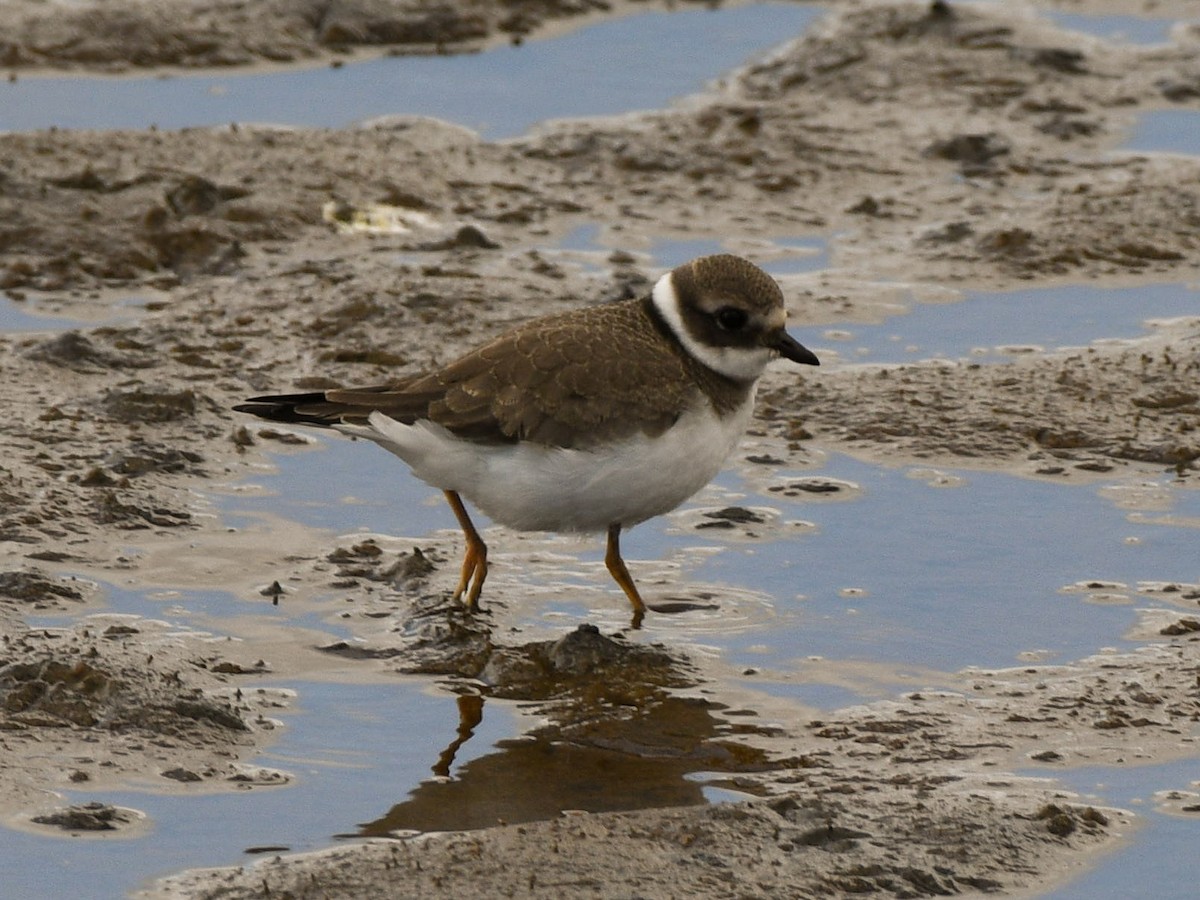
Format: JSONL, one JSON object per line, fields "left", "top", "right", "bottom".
{"left": 651, "top": 272, "right": 773, "bottom": 382}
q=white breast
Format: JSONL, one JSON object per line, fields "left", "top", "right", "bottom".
{"left": 349, "top": 393, "right": 756, "bottom": 533}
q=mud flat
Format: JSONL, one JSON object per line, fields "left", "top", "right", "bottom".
{"left": 2, "top": 1, "right": 1199, "bottom": 898}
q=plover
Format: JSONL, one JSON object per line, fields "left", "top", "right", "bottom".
{"left": 235, "top": 254, "right": 818, "bottom": 625}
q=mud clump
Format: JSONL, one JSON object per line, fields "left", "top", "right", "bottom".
{"left": 91, "top": 489, "right": 194, "bottom": 529}
{"left": 0, "top": 569, "right": 87, "bottom": 608}
{"left": 1034, "top": 803, "right": 1111, "bottom": 838}
{"left": 100, "top": 387, "right": 201, "bottom": 424}
{"left": 31, "top": 802, "right": 140, "bottom": 833}
{"left": 696, "top": 506, "right": 767, "bottom": 529}
{"left": 101, "top": 443, "right": 206, "bottom": 478}
{"left": 0, "top": 654, "right": 246, "bottom": 734}
{"left": 321, "top": 605, "right": 687, "bottom": 700}
{"left": 0, "top": 622, "right": 283, "bottom": 814}
{"left": 1, "top": 659, "right": 114, "bottom": 727}
{"left": 25, "top": 331, "right": 152, "bottom": 373}
{"left": 1160, "top": 617, "right": 1200, "bottom": 636}
{"left": 479, "top": 623, "right": 685, "bottom": 702}
{"left": 316, "top": 3, "right": 490, "bottom": 49}
{"left": 922, "top": 131, "right": 1011, "bottom": 176}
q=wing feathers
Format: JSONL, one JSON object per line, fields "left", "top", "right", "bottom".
{"left": 237, "top": 298, "right": 703, "bottom": 448}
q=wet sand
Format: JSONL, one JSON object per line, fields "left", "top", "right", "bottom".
{"left": 2, "top": 1, "right": 1199, "bottom": 897}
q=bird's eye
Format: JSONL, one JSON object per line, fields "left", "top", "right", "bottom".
{"left": 714, "top": 306, "right": 749, "bottom": 332}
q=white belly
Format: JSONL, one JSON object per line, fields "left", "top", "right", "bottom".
{"left": 345, "top": 395, "right": 755, "bottom": 533}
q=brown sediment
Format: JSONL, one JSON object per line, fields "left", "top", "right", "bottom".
{"left": 0, "top": 1, "right": 1198, "bottom": 897}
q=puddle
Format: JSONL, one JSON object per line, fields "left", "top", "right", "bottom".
{"left": 760, "top": 238, "right": 830, "bottom": 275}
{"left": 356, "top": 692, "right": 748, "bottom": 837}
{"left": 817, "top": 281, "right": 1200, "bottom": 364}
{"left": 1126, "top": 109, "right": 1200, "bottom": 157}
{"left": 86, "top": 581, "right": 345, "bottom": 640}
{"left": 0, "top": 676, "right": 520, "bottom": 900}
{"left": 1035, "top": 758, "right": 1200, "bottom": 900}
{"left": 229, "top": 437, "right": 461, "bottom": 537}
{"left": 1046, "top": 12, "right": 1178, "bottom": 45}
{"left": 0, "top": 295, "right": 90, "bottom": 332}
{"left": 0, "top": 3, "right": 821, "bottom": 138}
{"left": 648, "top": 237, "right": 728, "bottom": 270}
{"left": 698, "top": 460, "right": 1198, "bottom": 674}
{"left": 0, "top": 292, "right": 153, "bottom": 332}
{"left": 228, "top": 431, "right": 1199, "bottom": 681}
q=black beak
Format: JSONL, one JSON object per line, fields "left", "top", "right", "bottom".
{"left": 772, "top": 331, "right": 820, "bottom": 366}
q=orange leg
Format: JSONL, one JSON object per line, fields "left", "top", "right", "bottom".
{"left": 605, "top": 523, "right": 647, "bottom": 628}
{"left": 432, "top": 693, "right": 485, "bottom": 778}
{"left": 444, "top": 490, "right": 488, "bottom": 611}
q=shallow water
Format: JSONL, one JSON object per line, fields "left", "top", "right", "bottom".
{"left": 702, "top": 460, "right": 1197, "bottom": 674}
{"left": 1038, "top": 757, "right": 1200, "bottom": 900}
{"left": 11, "top": 431, "right": 1197, "bottom": 899}
{"left": 819, "top": 281, "right": 1200, "bottom": 364}
{"left": 2, "top": 676, "right": 522, "bottom": 899}
{"left": 1046, "top": 11, "right": 1178, "bottom": 45}
{"left": 0, "top": 296, "right": 87, "bottom": 331}
{"left": 229, "top": 442, "right": 1199, "bottom": 678}
{"left": 0, "top": 293, "right": 149, "bottom": 332}
{"left": 0, "top": 3, "right": 821, "bottom": 138}
{"left": 1126, "top": 109, "right": 1200, "bottom": 157}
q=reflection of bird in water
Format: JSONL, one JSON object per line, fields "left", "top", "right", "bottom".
{"left": 432, "top": 694, "right": 484, "bottom": 779}
{"left": 355, "top": 686, "right": 750, "bottom": 838}
{"left": 235, "top": 254, "right": 817, "bottom": 627}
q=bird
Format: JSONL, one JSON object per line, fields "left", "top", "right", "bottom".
{"left": 235, "top": 254, "right": 818, "bottom": 626}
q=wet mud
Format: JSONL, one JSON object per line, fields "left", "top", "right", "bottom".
{"left": 2, "top": 1, "right": 1199, "bottom": 898}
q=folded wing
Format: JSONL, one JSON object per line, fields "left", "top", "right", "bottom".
{"left": 235, "top": 300, "right": 695, "bottom": 449}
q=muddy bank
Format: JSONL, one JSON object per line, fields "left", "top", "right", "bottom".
{"left": 0, "top": 615, "right": 290, "bottom": 828}
{"left": 786, "top": 316, "right": 1200, "bottom": 476}
{"left": 0, "top": 0, "right": 665, "bottom": 73}
{"left": 7, "top": 1, "right": 1200, "bottom": 295}
{"left": 146, "top": 793, "right": 1121, "bottom": 899}
{"left": 1, "top": 1, "right": 1199, "bottom": 898}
